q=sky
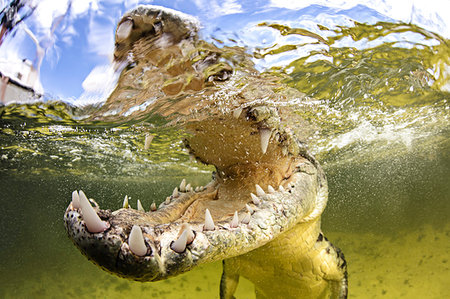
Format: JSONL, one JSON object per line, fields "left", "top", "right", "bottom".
{"left": 0, "top": 0, "right": 448, "bottom": 103}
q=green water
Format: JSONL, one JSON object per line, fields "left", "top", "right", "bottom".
{"left": 0, "top": 138, "right": 448, "bottom": 298}
{"left": 1, "top": 15, "right": 450, "bottom": 299}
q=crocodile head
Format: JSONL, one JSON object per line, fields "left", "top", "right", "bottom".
{"left": 64, "top": 5, "right": 328, "bottom": 282}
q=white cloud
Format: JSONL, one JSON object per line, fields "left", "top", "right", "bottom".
{"left": 71, "top": 0, "right": 100, "bottom": 16}
{"left": 32, "top": 0, "right": 70, "bottom": 33}
{"left": 193, "top": 0, "right": 242, "bottom": 18}
{"left": 269, "top": 0, "right": 450, "bottom": 38}
{"left": 30, "top": 0, "right": 102, "bottom": 46}
{"left": 216, "top": 0, "right": 242, "bottom": 15}
{"left": 86, "top": 18, "right": 115, "bottom": 57}
{"left": 82, "top": 64, "right": 116, "bottom": 92}
{"left": 60, "top": 24, "right": 77, "bottom": 46}
{"left": 76, "top": 64, "right": 119, "bottom": 105}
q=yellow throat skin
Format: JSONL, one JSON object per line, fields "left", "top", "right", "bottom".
{"left": 221, "top": 220, "right": 347, "bottom": 299}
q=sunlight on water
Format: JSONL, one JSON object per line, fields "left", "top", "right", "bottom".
{"left": 0, "top": 2, "right": 449, "bottom": 299}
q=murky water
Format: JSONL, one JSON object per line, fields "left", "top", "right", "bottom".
{"left": 1, "top": 2, "right": 449, "bottom": 298}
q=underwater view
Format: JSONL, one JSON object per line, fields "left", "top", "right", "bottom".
{"left": 0, "top": 0, "right": 449, "bottom": 298}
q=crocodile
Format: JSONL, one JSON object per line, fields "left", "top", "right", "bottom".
{"left": 64, "top": 5, "right": 348, "bottom": 298}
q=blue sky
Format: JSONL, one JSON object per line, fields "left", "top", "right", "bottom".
{"left": 0, "top": 0, "right": 448, "bottom": 103}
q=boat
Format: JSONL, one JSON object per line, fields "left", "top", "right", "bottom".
{"left": 0, "top": 58, "right": 43, "bottom": 104}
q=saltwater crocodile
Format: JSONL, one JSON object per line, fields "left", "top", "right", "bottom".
{"left": 64, "top": 6, "right": 348, "bottom": 298}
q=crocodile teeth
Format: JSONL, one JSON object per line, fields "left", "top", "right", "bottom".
{"left": 171, "top": 229, "right": 189, "bottom": 253}
{"left": 116, "top": 19, "right": 133, "bottom": 41}
{"left": 180, "top": 223, "right": 195, "bottom": 244}
{"left": 195, "top": 186, "right": 200, "bottom": 192}
{"left": 255, "top": 184, "right": 265, "bottom": 197}
{"left": 179, "top": 179, "right": 186, "bottom": 192}
{"left": 230, "top": 211, "right": 239, "bottom": 228}
{"left": 144, "top": 134, "right": 154, "bottom": 150}
{"left": 186, "top": 183, "right": 192, "bottom": 192}
{"left": 72, "top": 191, "right": 80, "bottom": 209}
{"left": 172, "top": 187, "right": 179, "bottom": 198}
{"left": 123, "top": 195, "right": 129, "bottom": 209}
{"left": 259, "top": 128, "right": 271, "bottom": 154}
{"left": 279, "top": 185, "right": 285, "bottom": 192}
{"left": 129, "top": 225, "right": 147, "bottom": 256}
{"left": 137, "top": 200, "right": 145, "bottom": 212}
{"left": 267, "top": 185, "right": 275, "bottom": 193}
{"left": 251, "top": 193, "right": 261, "bottom": 205}
{"left": 233, "top": 107, "right": 242, "bottom": 118}
{"left": 78, "top": 190, "right": 109, "bottom": 233}
{"left": 150, "top": 202, "right": 157, "bottom": 211}
{"left": 203, "top": 208, "right": 215, "bottom": 231}
{"left": 165, "top": 197, "right": 171, "bottom": 204}
{"left": 241, "top": 212, "right": 251, "bottom": 224}
{"left": 245, "top": 204, "right": 254, "bottom": 214}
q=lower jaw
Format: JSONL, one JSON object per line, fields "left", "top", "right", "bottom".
{"left": 64, "top": 155, "right": 323, "bottom": 281}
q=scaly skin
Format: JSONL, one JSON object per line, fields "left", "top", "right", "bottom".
{"left": 221, "top": 221, "right": 348, "bottom": 299}
{"left": 64, "top": 5, "right": 347, "bottom": 298}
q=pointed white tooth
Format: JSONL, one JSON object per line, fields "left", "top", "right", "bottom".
{"left": 259, "top": 128, "right": 271, "bottom": 154}
{"left": 71, "top": 191, "right": 80, "bottom": 209}
{"left": 267, "top": 185, "right": 275, "bottom": 193}
{"left": 204, "top": 209, "right": 215, "bottom": 231}
{"left": 250, "top": 193, "right": 261, "bottom": 205}
{"left": 255, "top": 184, "right": 266, "bottom": 197}
{"left": 245, "top": 204, "right": 254, "bottom": 214}
{"left": 150, "top": 202, "right": 157, "bottom": 211}
{"left": 171, "top": 229, "right": 188, "bottom": 253}
{"left": 279, "top": 185, "right": 285, "bottom": 192}
{"left": 172, "top": 187, "right": 179, "bottom": 198}
{"left": 186, "top": 183, "right": 192, "bottom": 192}
{"left": 123, "top": 195, "right": 129, "bottom": 208}
{"left": 165, "top": 197, "right": 171, "bottom": 205}
{"left": 137, "top": 200, "right": 145, "bottom": 212}
{"left": 78, "top": 190, "right": 109, "bottom": 233}
{"left": 128, "top": 225, "right": 147, "bottom": 256}
{"left": 180, "top": 223, "right": 195, "bottom": 244}
{"left": 195, "top": 186, "right": 200, "bottom": 192}
{"left": 179, "top": 179, "right": 186, "bottom": 192}
{"left": 241, "top": 212, "right": 251, "bottom": 224}
{"left": 144, "top": 134, "right": 154, "bottom": 150}
{"left": 233, "top": 107, "right": 242, "bottom": 119}
{"left": 230, "top": 211, "right": 239, "bottom": 228}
